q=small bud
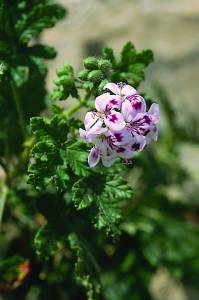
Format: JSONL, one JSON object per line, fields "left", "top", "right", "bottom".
{"left": 77, "top": 69, "right": 89, "bottom": 80}
{"left": 51, "top": 90, "right": 61, "bottom": 101}
{"left": 98, "top": 59, "right": 112, "bottom": 74}
{"left": 87, "top": 70, "right": 103, "bottom": 83}
{"left": 83, "top": 57, "right": 98, "bottom": 70}
{"left": 59, "top": 75, "right": 73, "bottom": 86}
{"left": 56, "top": 64, "right": 73, "bottom": 76}
{"left": 83, "top": 81, "right": 94, "bottom": 91}
{"left": 53, "top": 78, "right": 61, "bottom": 86}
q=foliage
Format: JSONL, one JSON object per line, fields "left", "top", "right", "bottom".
{"left": 0, "top": 0, "right": 66, "bottom": 154}
{"left": 0, "top": 1, "right": 199, "bottom": 300}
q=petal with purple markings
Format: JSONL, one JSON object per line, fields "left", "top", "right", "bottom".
{"left": 88, "top": 147, "right": 100, "bottom": 168}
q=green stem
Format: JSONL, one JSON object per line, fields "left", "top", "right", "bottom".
{"left": 10, "top": 81, "right": 27, "bottom": 139}
{"left": 64, "top": 91, "right": 91, "bottom": 117}
{"left": 0, "top": 184, "right": 8, "bottom": 227}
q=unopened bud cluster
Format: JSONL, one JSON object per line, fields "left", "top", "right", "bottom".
{"left": 52, "top": 64, "right": 76, "bottom": 101}
{"left": 78, "top": 56, "right": 112, "bottom": 90}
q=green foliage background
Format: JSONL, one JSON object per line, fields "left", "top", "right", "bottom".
{"left": 0, "top": 1, "right": 199, "bottom": 300}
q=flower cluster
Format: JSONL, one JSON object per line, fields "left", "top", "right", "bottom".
{"left": 79, "top": 83, "right": 160, "bottom": 167}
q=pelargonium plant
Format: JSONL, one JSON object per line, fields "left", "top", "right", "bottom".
{"left": 1, "top": 1, "right": 199, "bottom": 300}
{"left": 80, "top": 82, "right": 159, "bottom": 167}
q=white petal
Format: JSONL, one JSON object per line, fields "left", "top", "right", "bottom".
{"left": 122, "top": 84, "right": 137, "bottom": 97}
{"left": 79, "top": 128, "right": 87, "bottom": 141}
{"left": 88, "top": 118, "right": 104, "bottom": 135}
{"left": 121, "top": 101, "right": 133, "bottom": 122}
{"left": 84, "top": 112, "right": 98, "bottom": 130}
{"left": 148, "top": 103, "right": 160, "bottom": 124}
{"left": 101, "top": 153, "right": 116, "bottom": 167}
{"left": 104, "top": 83, "right": 120, "bottom": 95}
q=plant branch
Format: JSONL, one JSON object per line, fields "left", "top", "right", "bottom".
{"left": 0, "top": 184, "right": 8, "bottom": 227}
{"left": 10, "top": 81, "right": 27, "bottom": 139}
{"left": 64, "top": 91, "right": 91, "bottom": 117}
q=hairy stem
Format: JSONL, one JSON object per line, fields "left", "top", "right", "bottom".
{"left": 10, "top": 81, "right": 27, "bottom": 139}
{"left": 64, "top": 91, "right": 91, "bottom": 117}
{"left": 0, "top": 184, "right": 8, "bottom": 227}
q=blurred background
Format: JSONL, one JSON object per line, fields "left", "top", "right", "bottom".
{"left": 42, "top": 1, "right": 199, "bottom": 299}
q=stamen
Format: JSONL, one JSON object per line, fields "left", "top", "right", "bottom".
{"left": 117, "top": 82, "right": 126, "bottom": 89}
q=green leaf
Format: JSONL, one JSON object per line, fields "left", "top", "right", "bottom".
{"left": 34, "top": 222, "right": 58, "bottom": 260}
{"left": 28, "top": 115, "right": 70, "bottom": 191}
{"left": 68, "top": 233, "right": 101, "bottom": 300}
{"left": 120, "top": 41, "right": 136, "bottom": 66}
{"left": 15, "top": 3, "right": 66, "bottom": 43}
{"left": 28, "top": 116, "right": 90, "bottom": 192}
{"left": 136, "top": 49, "right": 153, "bottom": 66}
{"left": 72, "top": 177, "right": 95, "bottom": 210}
{"left": 64, "top": 141, "right": 90, "bottom": 177}
{"left": 102, "top": 47, "right": 116, "bottom": 67}
{"left": 28, "top": 44, "right": 57, "bottom": 59}
{"left": 72, "top": 174, "right": 133, "bottom": 236}
{"left": 109, "top": 41, "right": 154, "bottom": 87}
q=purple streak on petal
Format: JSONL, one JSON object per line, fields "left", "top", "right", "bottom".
{"left": 88, "top": 147, "right": 100, "bottom": 168}
{"left": 108, "top": 113, "right": 118, "bottom": 123}
{"left": 104, "top": 111, "right": 125, "bottom": 131}
{"left": 95, "top": 93, "right": 111, "bottom": 112}
{"left": 114, "top": 133, "right": 123, "bottom": 142}
{"left": 116, "top": 147, "right": 125, "bottom": 153}
{"left": 130, "top": 113, "right": 152, "bottom": 136}
{"left": 126, "top": 94, "right": 146, "bottom": 117}
{"left": 131, "top": 143, "right": 140, "bottom": 151}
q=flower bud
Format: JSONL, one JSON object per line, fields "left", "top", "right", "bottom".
{"left": 98, "top": 59, "right": 112, "bottom": 74}
{"left": 83, "top": 57, "right": 98, "bottom": 70}
{"left": 56, "top": 64, "right": 73, "bottom": 76}
{"left": 87, "top": 70, "right": 103, "bottom": 83}
{"left": 53, "top": 78, "right": 61, "bottom": 86}
{"left": 77, "top": 69, "right": 89, "bottom": 80}
{"left": 59, "top": 75, "right": 73, "bottom": 86}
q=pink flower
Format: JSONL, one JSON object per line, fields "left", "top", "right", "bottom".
{"left": 79, "top": 111, "right": 107, "bottom": 143}
{"left": 79, "top": 82, "right": 160, "bottom": 168}
{"left": 104, "top": 82, "right": 146, "bottom": 117}
{"left": 95, "top": 93, "right": 125, "bottom": 131}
